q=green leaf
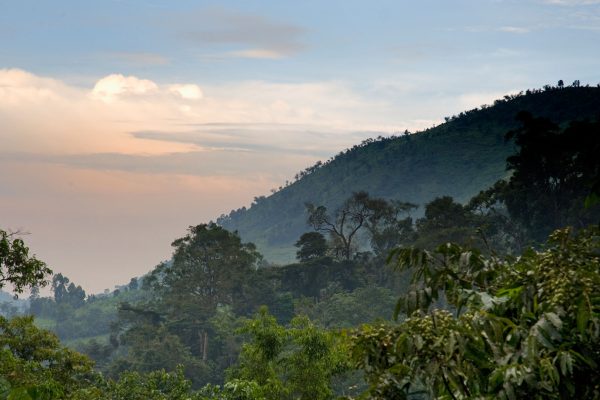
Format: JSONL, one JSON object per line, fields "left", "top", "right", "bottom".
{"left": 576, "top": 297, "right": 590, "bottom": 334}
{"left": 7, "top": 388, "right": 32, "bottom": 400}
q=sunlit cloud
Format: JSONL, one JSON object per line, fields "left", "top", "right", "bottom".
{"left": 168, "top": 84, "right": 203, "bottom": 100}
{"left": 91, "top": 74, "right": 159, "bottom": 102}
{"left": 0, "top": 68, "right": 404, "bottom": 158}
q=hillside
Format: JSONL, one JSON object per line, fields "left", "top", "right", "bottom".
{"left": 218, "top": 86, "right": 600, "bottom": 263}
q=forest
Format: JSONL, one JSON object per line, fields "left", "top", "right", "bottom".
{"left": 1, "top": 86, "right": 600, "bottom": 399}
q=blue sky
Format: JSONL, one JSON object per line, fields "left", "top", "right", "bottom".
{"left": 1, "top": 0, "right": 599, "bottom": 292}
{"left": 5, "top": 1, "right": 600, "bottom": 89}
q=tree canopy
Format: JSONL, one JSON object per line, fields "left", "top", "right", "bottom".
{"left": 0, "top": 230, "right": 52, "bottom": 294}
{"left": 480, "top": 112, "right": 600, "bottom": 243}
{"left": 351, "top": 227, "right": 600, "bottom": 399}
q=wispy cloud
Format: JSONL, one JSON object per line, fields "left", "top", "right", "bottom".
{"left": 498, "top": 26, "right": 531, "bottom": 33}
{"left": 131, "top": 128, "right": 359, "bottom": 158}
{"left": 180, "top": 9, "right": 306, "bottom": 58}
{"left": 1, "top": 150, "right": 321, "bottom": 177}
{"left": 225, "top": 49, "right": 286, "bottom": 59}
{"left": 109, "top": 52, "right": 170, "bottom": 66}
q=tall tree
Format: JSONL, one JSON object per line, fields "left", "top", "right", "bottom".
{"left": 306, "top": 191, "right": 392, "bottom": 260}
{"left": 153, "top": 223, "right": 262, "bottom": 316}
{"left": 142, "top": 223, "right": 261, "bottom": 371}
{"left": 492, "top": 112, "right": 600, "bottom": 242}
{"left": 0, "top": 229, "right": 52, "bottom": 294}
{"left": 413, "top": 196, "right": 491, "bottom": 251}
{"left": 295, "top": 232, "right": 328, "bottom": 262}
{"left": 365, "top": 200, "right": 417, "bottom": 257}
{"left": 51, "top": 273, "right": 86, "bottom": 308}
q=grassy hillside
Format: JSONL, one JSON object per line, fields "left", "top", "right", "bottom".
{"left": 218, "top": 86, "right": 600, "bottom": 263}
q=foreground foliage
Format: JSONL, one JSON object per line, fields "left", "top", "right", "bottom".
{"left": 0, "top": 315, "right": 95, "bottom": 399}
{"left": 351, "top": 227, "right": 600, "bottom": 399}
{"left": 228, "top": 307, "right": 350, "bottom": 400}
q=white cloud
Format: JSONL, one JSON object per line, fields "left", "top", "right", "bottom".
{"left": 0, "top": 68, "right": 77, "bottom": 105}
{"left": 169, "top": 84, "right": 203, "bottom": 100}
{"left": 91, "top": 74, "right": 159, "bottom": 102}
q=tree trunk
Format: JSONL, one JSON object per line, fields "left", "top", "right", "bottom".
{"left": 202, "top": 331, "right": 208, "bottom": 361}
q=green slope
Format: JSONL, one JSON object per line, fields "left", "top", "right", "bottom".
{"left": 218, "top": 86, "right": 600, "bottom": 263}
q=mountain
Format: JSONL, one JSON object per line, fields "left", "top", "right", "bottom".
{"left": 218, "top": 86, "right": 600, "bottom": 263}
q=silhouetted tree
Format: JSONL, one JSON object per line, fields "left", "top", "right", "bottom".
{"left": 295, "top": 232, "right": 328, "bottom": 262}
{"left": 485, "top": 112, "right": 600, "bottom": 242}
{"left": 306, "top": 192, "right": 391, "bottom": 260}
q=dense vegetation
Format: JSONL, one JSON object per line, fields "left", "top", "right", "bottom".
{"left": 218, "top": 85, "right": 600, "bottom": 263}
{"left": 1, "top": 85, "right": 599, "bottom": 399}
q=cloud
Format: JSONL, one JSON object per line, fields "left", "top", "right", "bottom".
{"left": 225, "top": 49, "right": 285, "bottom": 59}
{"left": 1, "top": 149, "right": 321, "bottom": 177}
{"left": 168, "top": 84, "right": 203, "bottom": 100}
{"left": 181, "top": 9, "right": 306, "bottom": 58}
{"left": 109, "top": 52, "right": 170, "bottom": 66}
{"left": 91, "top": 74, "right": 159, "bottom": 102}
{"left": 0, "top": 68, "right": 78, "bottom": 105}
{"left": 130, "top": 127, "right": 357, "bottom": 157}
{"left": 0, "top": 68, "right": 403, "bottom": 159}
{"left": 498, "top": 26, "right": 531, "bottom": 34}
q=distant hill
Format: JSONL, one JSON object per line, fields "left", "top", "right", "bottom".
{"left": 218, "top": 86, "right": 600, "bottom": 263}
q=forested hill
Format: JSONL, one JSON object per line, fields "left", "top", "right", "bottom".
{"left": 218, "top": 86, "right": 600, "bottom": 263}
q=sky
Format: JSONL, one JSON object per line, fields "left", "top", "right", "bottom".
{"left": 1, "top": 0, "right": 600, "bottom": 293}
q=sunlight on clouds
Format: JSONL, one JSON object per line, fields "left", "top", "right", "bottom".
{"left": 0, "top": 68, "right": 404, "bottom": 159}
{"left": 0, "top": 68, "right": 76, "bottom": 105}
{"left": 91, "top": 74, "right": 159, "bottom": 102}
{"left": 0, "top": 69, "right": 194, "bottom": 155}
{"left": 169, "top": 84, "right": 203, "bottom": 100}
